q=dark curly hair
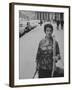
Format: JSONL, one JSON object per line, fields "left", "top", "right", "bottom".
{"left": 44, "top": 24, "right": 53, "bottom": 33}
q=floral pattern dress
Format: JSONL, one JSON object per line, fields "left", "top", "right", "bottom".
{"left": 36, "top": 37, "right": 60, "bottom": 78}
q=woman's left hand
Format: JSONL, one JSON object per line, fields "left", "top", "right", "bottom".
{"left": 53, "top": 56, "right": 59, "bottom": 63}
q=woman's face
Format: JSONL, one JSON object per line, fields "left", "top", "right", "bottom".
{"left": 45, "top": 27, "right": 53, "bottom": 38}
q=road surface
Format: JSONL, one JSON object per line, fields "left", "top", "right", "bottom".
{"left": 19, "top": 21, "right": 64, "bottom": 79}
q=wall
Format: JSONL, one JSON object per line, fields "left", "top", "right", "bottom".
{"left": 0, "top": 0, "right": 72, "bottom": 90}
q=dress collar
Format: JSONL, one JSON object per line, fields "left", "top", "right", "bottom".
{"left": 45, "top": 36, "right": 53, "bottom": 41}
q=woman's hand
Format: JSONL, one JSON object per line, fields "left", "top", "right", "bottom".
{"left": 53, "top": 54, "right": 61, "bottom": 63}
{"left": 36, "top": 63, "right": 40, "bottom": 70}
{"left": 53, "top": 56, "right": 59, "bottom": 63}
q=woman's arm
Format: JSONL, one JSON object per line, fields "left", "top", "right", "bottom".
{"left": 53, "top": 41, "right": 61, "bottom": 63}
{"left": 56, "top": 41, "right": 61, "bottom": 60}
{"left": 36, "top": 40, "right": 43, "bottom": 70}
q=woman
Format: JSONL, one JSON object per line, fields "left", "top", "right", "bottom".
{"left": 36, "top": 24, "right": 61, "bottom": 78}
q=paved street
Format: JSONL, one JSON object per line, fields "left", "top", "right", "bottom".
{"left": 19, "top": 21, "right": 64, "bottom": 79}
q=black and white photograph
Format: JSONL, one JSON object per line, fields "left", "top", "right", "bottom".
{"left": 19, "top": 11, "right": 64, "bottom": 79}
{"left": 9, "top": 3, "right": 70, "bottom": 87}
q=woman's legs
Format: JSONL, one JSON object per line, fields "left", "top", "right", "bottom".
{"left": 38, "top": 68, "right": 52, "bottom": 78}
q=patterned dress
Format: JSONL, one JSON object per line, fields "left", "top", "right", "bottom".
{"left": 36, "top": 36, "right": 60, "bottom": 78}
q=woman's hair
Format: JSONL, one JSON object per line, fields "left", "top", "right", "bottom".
{"left": 44, "top": 24, "right": 53, "bottom": 33}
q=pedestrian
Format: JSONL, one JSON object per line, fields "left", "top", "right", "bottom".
{"left": 61, "top": 20, "right": 64, "bottom": 30}
{"left": 38, "top": 20, "right": 43, "bottom": 26}
{"left": 36, "top": 24, "right": 61, "bottom": 78}
{"left": 56, "top": 20, "right": 60, "bottom": 30}
{"left": 19, "top": 22, "right": 37, "bottom": 37}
